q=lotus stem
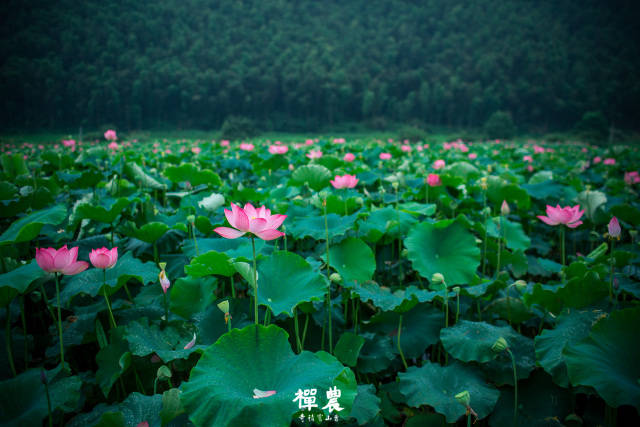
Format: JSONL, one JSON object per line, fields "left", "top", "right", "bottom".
{"left": 20, "top": 295, "right": 28, "bottom": 368}
{"left": 560, "top": 227, "right": 565, "bottom": 268}
{"left": 397, "top": 315, "right": 408, "bottom": 370}
{"left": 323, "top": 198, "right": 333, "bottom": 354}
{"left": 507, "top": 348, "right": 518, "bottom": 427}
{"left": 294, "top": 306, "right": 302, "bottom": 353}
{"left": 230, "top": 274, "right": 236, "bottom": 299}
{"left": 5, "top": 304, "right": 16, "bottom": 377}
{"left": 191, "top": 222, "right": 199, "bottom": 256}
{"left": 251, "top": 236, "right": 258, "bottom": 325}
{"left": 153, "top": 242, "right": 159, "bottom": 265}
{"left": 103, "top": 270, "right": 117, "bottom": 329}
{"left": 609, "top": 239, "right": 615, "bottom": 304}
{"left": 43, "top": 372, "right": 53, "bottom": 427}
{"left": 301, "top": 313, "right": 309, "bottom": 349}
{"left": 283, "top": 226, "right": 287, "bottom": 252}
{"left": 110, "top": 222, "right": 114, "bottom": 249}
{"left": 39, "top": 282, "right": 56, "bottom": 323}
{"left": 455, "top": 290, "right": 460, "bottom": 323}
{"left": 54, "top": 273, "right": 66, "bottom": 370}
{"left": 162, "top": 287, "right": 169, "bottom": 327}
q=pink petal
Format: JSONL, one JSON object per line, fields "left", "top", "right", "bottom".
{"left": 256, "top": 205, "right": 267, "bottom": 218}
{"left": 68, "top": 246, "right": 79, "bottom": 262}
{"left": 230, "top": 203, "right": 250, "bottom": 231}
{"left": 253, "top": 389, "right": 277, "bottom": 399}
{"left": 214, "top": 227, "right": 247, "bottom": 239}
{"left": 110, "top": 247, "right": 118, "bottom": 265}
{"left": 254, "top": 229, "right": 285, "bottom": 241}
{"left": 249, "top": 218, "right": 268, "bottom": 234}
{"left": 566, "top": 220, "right": 583, "bottom": 229}
{"left": 243, "top": 203, "right": 257, "bottom": 219}
{"left": 91, "top": 253, "right": 111, "bottom": 269}
{"left": 36, "top": 248, "right": 55, "bottom": 272}
{"left": 184, "top": 333, "right": 196, "bottom": 350}
{"left": 537, "top": 215, "right": 558, "bottom": 226}
{"left": 53, "top": 246, "right": 73, "bottom": 271}
{"left": 265, "top": 214, "right": 286, "bottom": 229}
{"left": 62, "top": 261, "right": 89, "bottom": 275}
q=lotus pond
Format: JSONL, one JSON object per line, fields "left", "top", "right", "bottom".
{"left": 0, "top": 134, "right": 639, "bottom": 426}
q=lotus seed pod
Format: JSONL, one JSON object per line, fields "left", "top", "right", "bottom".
{"left": 453, "top": 286, "right": 461, "bottom": 294}
{"left": 187, "top": 214, "right": 195, "bottom": 224}
{"left": 355, "top": 197, "right": 364, "bottom": 206}
{"left": 217, "top": 300, "right": 230, "bottom": 314}
{"left": 157, "top": 365, "right": 172, "bottom": 380}
{"left": 491, "top": 337, "right": 509, "bottom": 353}
{"left": 431, "top": 273, "right": 445, "bottom": 284}
{"left": 329, "top": 273, "right": 342, "bottom": 283}
{"left": 455, "top": 390, "right": 470, "bottom": 407}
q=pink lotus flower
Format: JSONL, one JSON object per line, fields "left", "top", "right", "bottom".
{"left": 104, "top": 130, "right": 117, "bottom": 141}
{"left": 214, "top": 203, "right": 286, "bottom": 240}
{"left": 191, "top": 146, "right": 201, "bottom": 155}
{"left": 534, "top": 145, "right": 545, "bottom": 154}
{"left": 537, "top": 205, "right": 584, "bottom": 228}
{"left": 427, "top": 173, "right": 441, "bottom": 187}
{"left": 603, "top": 158, "right": 615, "bottom": 165}
{"left": 433, "top": 159, "right": 445, "bottom": 169}
{"left": 137, "top": 422, "right": 149, "bottom": 427}
{"left": 343, "top": 153, "right": 355, "bottom": 162}
{"left": 36, "top": 245, "right": 89, "bottom": 275}
{"left": 501, "top": 200, "right": 510, "bottom": 216}
{"left": 268, "top": 145, "right": 288, "bottom": 155}
{"left": 240, "top": 143, "right": 254, "bottom": 151}
{"left": 331, "top": 174, "right": 358, "bottom": 189}
{"left": 333, "top": 138, "right": 345, "bottom": 144}
{"left": 468, "top": 153, "right": 477, "bottom": 160}
{"left": 523, "top": 155, "right": 533, "bottom": 163}
{"left": 306, "top": 150, "right": 322, "bottom": 159}
{"left": 608, "top": 216, "right": 621, "bottom": 239}
{"left": 379, "top": 152, "right": 392, "bottom": 160}
{"left": 89, "top": 247, "right": 118, "bottom": 269}
{"left": 401, "top": 145, "right": 412, "bottom": 153}
{"left": 458, "top": 144, "right": 469, "bottom": 153}
{"left": 624, "top": 171, "right": 640, "bottom": 185}
{"left": 159, "top": 269, "right": 170, "bottom": 293}
{"left": 62, "top": 139, "right": 76, "bottom": 147}
{"left": 108, "top": 142, "right": 119, "bottom": 150}
{"left": 593, "top": 156, "right": 602, "bottom": 164}
{"left": 220, "top": 140, "right": 230, "bottom": 147}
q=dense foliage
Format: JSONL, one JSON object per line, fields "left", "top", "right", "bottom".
{"left": 1, "top": 133, "right": 639, "bottom": 426}
{"left": 1, "top": 0, "right": 639, "bottom": 131}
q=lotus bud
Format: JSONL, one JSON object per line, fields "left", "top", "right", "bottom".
{"left": 392, "top": 181, "right": 399, "bottom": 190}
{"left": 156, "top": 365, "right": 172, "bottom": 380}
{"left": 186, "top": 214, "right": 195, "bottom": 224}
{"left": 455, "top": 390, "right": 470, "bottom": 407}
{"left": 501, "top": 200, "right": 510, "bottom": 216}
{"left": 431, "top": 273, "right": 445, "bottom": 284}
{"left": 355, "top": 197, "right": 364, "bottom": 206}
{"left": 608, "top": 216, "right": 621, "bottom": 240}
{"left": 401, "top": 249, "right": 408, "bottom": 257}
{"left": 453, "top": 286, "right": 461, "bottom": 294}
{"left": 491, "top": 337, "right": 509, "bottom": 353}
{"left": 329, "top": 273, "right": 342, "bottom": 283}
{"left": 159, "top": 269, "right": 170, "bottom": 294}
{"left": 158, "top": 262, "right": 167, "bottom": 270}
{"left": 217, "top": 300, "right": 230, "bottom": 314}
{"left": 514, "top": 280, "right": 527, "bottom": 293}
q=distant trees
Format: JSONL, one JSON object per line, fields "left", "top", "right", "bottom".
{"left": 0, "top": 0, "right": 638, "bottom": 131}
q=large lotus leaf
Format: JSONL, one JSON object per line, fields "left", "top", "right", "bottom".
{"left": 358, "top": 333, "right": 395, "bottom": 373}
{"left": 181, "top": 324, "right": 356, "bottom": 427}
{"left": 485, "top": 217, "right": 531, "bottom": 251}
{"left": 169, "top": 276, "right": 217, "bottom": 320}
{"left": 1, "top": 153, "right": 28, "bottom": 178}
{"left": 405, "top": 219, "right": 480, "bottom": 286}
{"left": 291, "top": 164, "right": 331, "bottom": 191}
{"left": 489, "top": 370, "right": 571, "bottom": 427}
{"left": 183, "top": 237, "right": 266, "bottom": 259}
{"left": 487, "top": 176, "right": 531, "bottom": 210}
{"left": 483, "top": 330, "right": 536, "bottom": 385}
{"left": 397, "top": 202, "right": 436, "bottom": 217}
{"left": 45, "top": 306, "right": 98, "bottom": 358}
{"left": 333, "top": 332, "right": 366, "bottom": 367}
{"left": 184, "top": 251, "right": 235, "bottom": 277}
{"left": 440, "top": 320, "right": 514, "bottom": 363}
{"left": 76, "top": 197, "right": 132, "bottom": 224}
{"left": 326, "top": 237, "right": 375, "bottom": 287}
{"left": 0, "top": 261, "right": 42, "bottom": 307}
{"left": 124, "top": 162, "right": 166, "bottom": 190}
{"left": 349, "top": 384, "right": 381, "bottom": 426}
{"left": 134, "top": 221, "right": 170, "bottom": 243}
{"left": 576, "top": 190, "right": 607, "bottom": 221}
{"left": 357, "top": 207, "right": 418, "bottom": 243}
{"left": 0, "top": 205, "right": 66, "bottom": 245}
{"left": 124, "top": 318, "right": 202, "bottom": 362}
{"left": 563, "top": 307, "right": 640, "bottom": 410}
{"left": 0, "top": 365, "right": 82, "bottom": 427}
{"left": 96, "top": 326, "right": 131, "bottom": 397}
{"left": 164, "top": 163, "right": 222, "bottom": 187}
{"left": 398, "top": 362, "right": 500, "bottom": 422}
{"left": 67, "top": 392, "right": 162, "bottom": 427}
{"left": 349, "top": 281, "right": 439, "bottom": 312}
{"left": 534, "top": 310, "right": 600, "bottom": 387}
{"left": 610, "top": 204, "right": 640, "bottom": 226}
{"left": 256, "top": 251, "right": 327, "bottom": 317}
{"left": 445, "top": 161, "right": 480, "bottom": 179}
{"left": 286, "top": 212, "right": 357, "bottom": 242}
{"left": 61, "top": 252, "right": 159, "bottom": 305}
{"left": 521, "top": 181, "right": 567, "bottom": 200}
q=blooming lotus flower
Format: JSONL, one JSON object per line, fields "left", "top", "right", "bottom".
{"left": 468, "top": 153, "right": 477, "bottom": 160}
{"left": 593, "top": 156, "right": 602, "bottom": 164}
{"left": 36, "top": 245, "right": 89, "bottom": 275}
{"left": 62, "top": 139, "right": 75, "bottom": 148}
{"left": 427, "top": 173, "right": 441, "bottom": 187}
{"left": 333, "top": 138, "right": 345, "bottom": 144}
{"left": 624, "top": 171, "right": 640, "bottom": 185}
{"left": 331, "top": 174, "right": 358, "bottom": 189}
{"left": 240, "top": 143, "right": 254, "bottom": 151}
{"left": 306, "top": 150, "right": 322, "bottom": 159}
{"left": 379, "top": 152, "right": 392, "bottom": 160}
{"left": 104, "top": 130, "right": 117, "bottom": 141}
{"left": 220, "top": 140, "right": 230, "bottom": 147}
{"left": 108, "top": 141, "right": 119, "bottom": 150}
{"left": 523, "top": 155, "right": 533, "bottom": 163}
{"left": 433, "top": 159, "right": 445, "bottom": 169}
{"left": 268, "top": 145, "right": 288, "bottom": 155}
{"left": 608, "top": 216, "right": 621, "bottom": 239}
{"left": 343, "top": 152, "right": 355, "bottom": 162}
{"left": 603, "top": 158, "right": 616, "bottom": 165}
{"left": 191, "top": 146, "right": 201, "bottom": 155}
{"left": 89, "top": 247, "right": 118, "bottom": 269}
{"left": 214, "top": 202, "right": 286, "bottom": 240}
{"left": 537, "top": 205, "right": 584, "bottom": 228}
{"left": 401, "top": 145, "right": 412, "bottom": 152}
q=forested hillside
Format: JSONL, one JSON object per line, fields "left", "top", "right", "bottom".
{"left": 1, "top": 0, "right": 638, "bottom": 131}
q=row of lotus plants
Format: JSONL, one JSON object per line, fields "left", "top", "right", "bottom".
{"left": 0, "top": 130, "right": 638, "bottom": 426}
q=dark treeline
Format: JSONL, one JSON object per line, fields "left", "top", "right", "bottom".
{"left": 1, "top": 0, "right": 639, "bottom": 132}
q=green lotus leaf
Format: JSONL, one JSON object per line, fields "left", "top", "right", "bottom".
{"left": 76, "top": 197, "right": 132, "bottom": 224}
{"left": 291, "top": 164, "right": 331, "bottom": 191}
{"left": 405, "top": 219, "right": 480, "bottom": 286}
{"left": 397, "top": 202, "right": 436, "bottom": 217}
{"left": 563, "top": 307, "right": 640, "bottom": 410}
{"left": 0, "top": 364, "right": 82, "bottom": 427}
{"left": 334, "top": 332, "right": 366, "bottom": 367}
{"left": 349, "top": 281, "right": 438, "bottom": 312}
{"left": 486, "top": 176, "right": 531, "bottom": 210}
{"left": 357, "top": 333, "right": 395, "bottom": 374}
{"left": 164, "top": 163, "right": 222, "bottom": 187}
{"left": 184, "top": 251, "right": 235, "bottom": 277}
{"left": 0, "top": 205, "right": 67, "bottom": 245}
{"left": 256, "top": 251, "right": 327, "bottom": 317}
{"left": 398, "top": 362, "right": 500, "bottom": 422}
{"left": 485, "top": 217, "right": 531, "bottom": 251}
{"left": 0, "top": 261, "right": 42, "bottom": 307}
{"left": 169, "top": 276, "right": 217, "bottom": 320}
{"left": 483, "top": 329, "right": 536, "bottom": 385}
{"left": 134, "top": 221, "right": 170, "bottom": 243}
{"left": 610, "top": 204, "right": 640, "bottom": 226}
{"left": 445, "top": 161, "right": 480, "bottom": 179}
{"left": 534, "top": 310, "right": 599, "bottom": 387}
{"left": 183, "top": 237, "right": 266, "bottom": 260}
{"left": 349, "top": 384, "right": 381, "bottom": 426}
{"left": 67, "top": 392, "right": 162, "bottom": 427}
{"left": 1, "top": 153, "right": 28, "bottom": 178}
{"left": 181, "top": 324, "right": 356, "bottom": 427}
{"left": 124, "top": 162, "right": 166, "bottom": 190}
{"left": 440, "top": 320, "right": 514, "bottom": 363}
{"left": 124, "top": 318, "right": 201, "bottom": 362}
{"left": 96, "top": 327, "right": 131, "bottom": 397}
{"left": 286, "top": 212, "right": 357, "bottom": 242}
{"left": 357, "top": 207, "right": 418, "bottom": 243}
{"left": 326, "top": 237, "right": 375, "bottom": 287}
{"left": 521, "top": 181, "right": 567, "bottom": 200}
{"left": 61, "top": 252, "right": 159, "bottom": 305}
